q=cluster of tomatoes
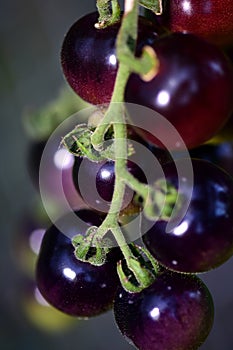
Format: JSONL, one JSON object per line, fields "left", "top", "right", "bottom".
{"left": 34, "top": 2, "right": 233, "bottom": 349}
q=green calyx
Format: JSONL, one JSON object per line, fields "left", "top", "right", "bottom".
{"left": 62, "top": 121, "right": 135, "bottom": 161}
{"left": 117, "top": 244, "right": 160, "bottom": 293}
{"left": 62, "top": 123, "right": 108, "bottom": 162}
{"left": 72, "top": 227, "right": 111, "bottom": 266}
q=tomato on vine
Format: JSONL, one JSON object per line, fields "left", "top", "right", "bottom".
{"left": 27, "top": 0, "right": 233, "bottom": 349}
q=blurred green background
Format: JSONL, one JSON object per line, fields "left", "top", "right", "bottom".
{"left": 0, "top": 0, "right": 233, "bottom": 349}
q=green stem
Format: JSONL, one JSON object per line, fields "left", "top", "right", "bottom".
{"left": 96, "top": 0, "right": 111, "bottom": 18}
{"left": 111, "top": 225, "right": 134, "bottom": 260}
{"left": 91, "top": 0, "right": 139, "bottom": 149}
{"left": 120, "top": 168, "right": 149, "bottom": 197}
{"left": 93, "top": 0, "right": 140, "bottom": 261}
{"left": 94, "top": 67, "right": 131, "bottom": 238}
{"left": 96, "top": 0, "right": 121, "bottom": 27}
{"left": 110, "top": 119, "right": 127, "bottom": 212}
{"left": 92, "top": 0, "right": 158, "bottom": 149}
{"left": 91, "top": 64, "right": 130, "bottom": 150}
{"left": 111, "top": 0, "right": 121, "bottom": 19}
{"left": 87, "top": 0, "right": 161, "bottom": 290}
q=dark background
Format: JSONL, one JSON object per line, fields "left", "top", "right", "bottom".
{"left": 0, "top": 0, "right": 233, "bottom": 349}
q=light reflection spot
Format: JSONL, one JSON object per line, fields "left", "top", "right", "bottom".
{"left": 157, "top": 91, "right": 170, "bottom": 106}
{"left": 150, "top": 307, "right": 160, "bottom": 320}
{"left": 109, "top": 54, "right": 117, "bottom": 66}
{"left": 182, "top": 0, "right": 191, "bottom": 14}
{"left": 173, "top": 221, "right": 188, "bottom": 236}
{"left": 101, "top": 169, "right": 111, "bottom": 180}
{"left": 54, "top": 148, "right": 74, "bottom": 170}
{"left": 63, "top": 267, "right": 76, "bottom": 281}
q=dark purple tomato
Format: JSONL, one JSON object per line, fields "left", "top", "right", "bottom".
{"left": 211, "top": 46, "right": 233, "bottom": 141}
{"left": 211, "top": 113, "right": 233, "bottom": 144}
{"left": 190, "top": 142, "right": 233, "bottom": 177}
{"left": 209, "top": 46, "right": 233, "bottom": 142}
{"left": 125, "top": 32, "right": 233, "bottom": 150}
{"left": 114, "top": 271, "right": 214, "bottom": 350}
{"left": 36, "top": 209, "right": 120, "bottom": 317}
{"left": 61, "top": 12, "right": 161, "bottom": 105}
{"left": 225, "top": 45, "right": 233, "bottom": 67}
{"left": 157, "top": 0, "right": 233, "bottom": 46}
{"left": 142, "top": 159, "right": 233, "bottom": 273}
{"left": 72, "top": 157, "right": 147, "bottom": 213}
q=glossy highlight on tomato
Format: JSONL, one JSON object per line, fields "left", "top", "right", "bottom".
{"left": 125, "top": 32, "right": 233, "bottom": 150}
{"left": 114, "top": 271, "right": 214, "bottom": 350}
{"left": 72, "top": 157, "right": 147, "bottom": 213}
{"left": 36, "top": 209, "right": 121, "bottom": 317}
{"left": 158, "top": 0, "right": 233, "bottom": 46}
{"left": 61, "top": 12, "right": 161, "bottom": 104}
{"left": 142, "top": 159, "right": 233, "bottom": 273}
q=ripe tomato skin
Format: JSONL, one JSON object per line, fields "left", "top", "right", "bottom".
{"left": 61, "top": 12, "right": 160, "bottom": 105}
{"left": 36, "top": 209, "right": 121, "bottom": 317}
{"left": 114, "top": 271, "right": 214, "bottom": 350}
{"left": 125, "top": 33, "right": 233, "bottom": 150}
{"left": 142, "top": 159, "right": 233, "bottom": 273}
{"left": 157, "top": 0, "right": 233, "bottom": 46}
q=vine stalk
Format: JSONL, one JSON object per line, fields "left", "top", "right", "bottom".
{"left": 73, "top": 0, "right": 166, "bottom": 291}
{"left": 92, "top": 0, "right": 139, "bottom": 238}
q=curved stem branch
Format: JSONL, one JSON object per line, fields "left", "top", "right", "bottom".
{"left": 120, "top": 168, "right": 149, "bottom": 197}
